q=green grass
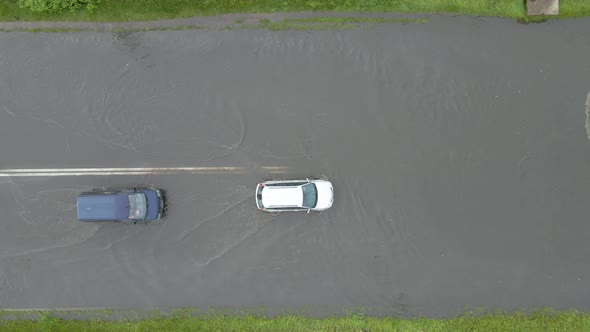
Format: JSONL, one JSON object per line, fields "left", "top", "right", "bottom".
{"left": 1, "top": 309, "right": 590, "bottom": 332}
{"left": 0, "top": 0, "right": 589, "bottom": 22}
{"left": 0, "top": 16, "right": 427, "bottom": 32}
{"left": 247, "top": 17, "right": 427, "bottom": 31}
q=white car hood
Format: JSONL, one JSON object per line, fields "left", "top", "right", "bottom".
{"left": 314, "top": 181, "right": 333, "bottom": 209}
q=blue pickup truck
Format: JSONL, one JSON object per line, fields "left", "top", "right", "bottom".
{"left": 77, "top": 188, "right": 164, "bottom": 222}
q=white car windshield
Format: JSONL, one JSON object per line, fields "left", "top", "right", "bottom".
{"left": 301, "top": 183, "right": 318, "bottom": 209}
{"left": 128, "top": 193, "right": 147, "bottom": 220}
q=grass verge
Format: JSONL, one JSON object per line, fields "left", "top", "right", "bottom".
{"left": 0, "top": 17, "right": 428, "bottom": 32}
{"left": 1, "top": 309, "right": 590, "bottom": 332}
{"left": 246, "top": 17, "right": 427, "bottom": 31}
{"left": 0, "top": 0, "right": 589, "bottom": 22}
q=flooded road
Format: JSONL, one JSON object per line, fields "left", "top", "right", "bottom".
{"left": 0, "top": 15, "right": 590, "bottom": 316}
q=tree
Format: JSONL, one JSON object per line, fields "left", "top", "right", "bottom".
{"left": 18, "top": 0, "right": 100, "bottom": 13}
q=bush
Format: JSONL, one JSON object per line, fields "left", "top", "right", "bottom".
{"left": 17, "top": 0, "right": 100, "bottom": 13}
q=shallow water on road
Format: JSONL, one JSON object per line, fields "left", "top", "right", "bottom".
{"left": 0, "top": 16, "right": 590, "bottom": 315}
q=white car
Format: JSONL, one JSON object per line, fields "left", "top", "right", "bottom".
{"left": 255, "top": 179, "right": 333, "bottom": 212}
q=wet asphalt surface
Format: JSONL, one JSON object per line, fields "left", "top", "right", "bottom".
{"left": 0, "top": 15, "right": 590, "bottom": 316}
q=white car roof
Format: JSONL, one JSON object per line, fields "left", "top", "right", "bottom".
{"left": 261, "top": 186, "right": 303, "bottom": 208}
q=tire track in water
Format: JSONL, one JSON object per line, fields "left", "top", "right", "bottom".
{"left": 0, "top": 183, "right": 100, "bottom": 260}
{"left": 176, "top": 194, "right": 250, "bottom": 241}
{"left": 194, "top": 220, "right": 265, "bottom": 268}
{"left": 0, "top": 224, "right": 100, "bottom": 260}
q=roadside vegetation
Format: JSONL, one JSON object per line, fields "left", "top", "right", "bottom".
{"left": 1, "top": 309, "right": 590, "bottom": 332}
{"left": 248, "top": 17, "right": 427, "bottom": 31}
{"left": 0, "top": 0, "right": 589, "bottom": 22}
